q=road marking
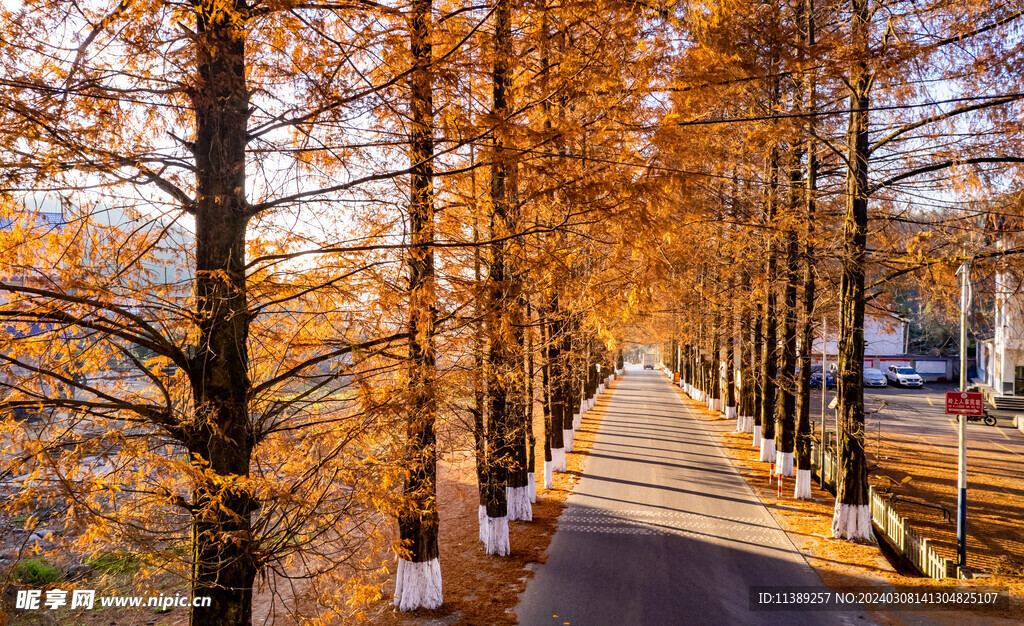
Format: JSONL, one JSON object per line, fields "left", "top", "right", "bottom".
{"left": 926, "top": 396, "right": 933, "bottom": 406}
{"left": 995, "top": 443, "right": 1024, "bottom": 460}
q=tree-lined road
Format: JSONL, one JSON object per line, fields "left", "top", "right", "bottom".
{"left": 516, "top": 367, "right": 869, "bottom": 625}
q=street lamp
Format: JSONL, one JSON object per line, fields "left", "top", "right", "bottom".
{"left": 955, "top": 255, "right": 972, "bottom": 572}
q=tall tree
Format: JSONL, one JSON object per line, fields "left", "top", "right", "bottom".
{"left": 394, "top": 0, "right": 442, "bottom": 609}
{"left": 832, "top": 0, "right": 873, "bottom": 540}
{"left": 483, "top": 0, "right": 518, "bottom": 555}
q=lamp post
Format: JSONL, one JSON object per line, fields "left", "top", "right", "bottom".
{"left": 820, "top": 317, "right": 827, "bottom": 487}
{"left": 956, "top": 256, "right": 971, "bottom": 572}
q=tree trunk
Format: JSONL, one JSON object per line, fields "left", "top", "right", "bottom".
{"left": 187, "top": 3, "right": 256, "bottom": 623}
{"left": 394, "top": 0, "right": 442, "bottom": 607}
{"left": 738, "top": 303, "right": 755, "bottom": 431}
{"left": 775, "top": 162, "right": 802, "bottom": 477}
{"left": 506, "top": 291, "right": 531, "bottom": 522}
{"left": 541, "top": 312, "right": 557, "bottom": 488}
{"left": 725, "top": 301, "right": 737, "bottom": 419}
{"left": 712, "top": 309, "right": 720, "bottom": 411}
{"left": 752, "top": 303, "right": 764, "bottom": 449}
{"left": 526, "top": 298, "right": 537, "bottom": 503}
{"left": 833, "top": 0, "right": 873, "bottom": 541}
{"left": 794, "top": 0, "right": 818, "bottom": 501}
{"left": 547, "top": 299, "right": 566, "bottom": 463}
{"left": 760, "top": 230, "right": 778, "bottom": 462}
{"left": 484, "top": 0, "right": 515, "bottom": 555}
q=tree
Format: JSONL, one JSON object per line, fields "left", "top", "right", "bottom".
{"left": 394, "top": 0, "right": 442, "bottom": 609}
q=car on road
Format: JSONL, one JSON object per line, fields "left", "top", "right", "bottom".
{"left": 863, "top": 367, "right": 888, "bottom": 387}
{"left": 808, "top": 364, "right": 835, "bottom": 389}
{"left": 643, "top": 353, "right": 655, "bottom": 370}
{"left": 885, "top": 365, "right": 923, "bottom": 387}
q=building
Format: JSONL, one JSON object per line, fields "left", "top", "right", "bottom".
{"left": 975, "top": 252, "right": 1024, "bottom": 407}
{"left": 808, "top": 312, "right": 956, "bottom": 382}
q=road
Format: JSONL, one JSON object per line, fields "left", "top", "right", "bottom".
{"left": 516, "top": 367, "right": 869, "bottom": 625}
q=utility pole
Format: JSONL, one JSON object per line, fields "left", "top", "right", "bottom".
{"left": 820, "top": 317, "right": 827, "bottom": 487}
{"left": 956, "top": 256, "right": 970, "bottom": 571}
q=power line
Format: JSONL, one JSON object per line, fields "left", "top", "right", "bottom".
{"left": 673, "top": 92, "right": 1024, "bottom": 126}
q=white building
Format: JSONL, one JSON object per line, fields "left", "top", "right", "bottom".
{"left": 809, "top": 312, "right": 908, "bottom": 369}
{"left": 976, "top": 257, "right": 1024, "bottom": 400}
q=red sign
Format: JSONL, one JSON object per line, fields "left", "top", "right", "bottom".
{"left": 945, "top": 391, "right": 984, "bottom": 416}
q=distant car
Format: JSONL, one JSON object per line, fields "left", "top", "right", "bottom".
{"left": 643, "top": 364, "right": 654, "bottom": 370}
{"left": 885, "top": 365, "right": 923, "bottom": 387}
{"left": 863, "top": 367, "right": 888, "bottom": 387}
{"left": 809, "top": 364, "right": 835, "bottom": 389}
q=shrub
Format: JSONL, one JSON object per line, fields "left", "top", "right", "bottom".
{"left": 14, "top": 558, "right": 61, "bottom": 585}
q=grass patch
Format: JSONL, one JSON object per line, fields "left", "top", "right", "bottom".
{"left": 14, "top": 558, "right": 61, "bottom": 585}
{"left": 86, "top": 550, "right": 142, "bottom": 576}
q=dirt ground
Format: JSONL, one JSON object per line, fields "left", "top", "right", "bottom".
{"left": 673, "top": 383, "right": 1024, "bottom": 625}
{"left": 365, "top": 379, "right": 614, "bottom": 625}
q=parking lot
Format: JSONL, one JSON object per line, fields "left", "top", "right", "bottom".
{"left": 807, "top": 382, "right": 1024, "bottom": 457}
{"left": 806, "top": 381, "right": 1024, "bottom": 575}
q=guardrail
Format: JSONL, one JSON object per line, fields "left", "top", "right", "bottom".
{"left": 810, "top": 436, "right": 951, "bottom": 580}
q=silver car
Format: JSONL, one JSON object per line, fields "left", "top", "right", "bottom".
{"left": 863, "top": 367, "right": 888, "bottom": 387}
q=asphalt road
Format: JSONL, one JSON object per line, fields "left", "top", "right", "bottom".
{"left": 516, "top": 367, "right": 870, "bottom": 626}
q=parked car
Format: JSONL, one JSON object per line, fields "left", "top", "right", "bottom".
{"left": 809, "top": 364, "right": 835, "bottom": 389}
{"left": 863, "top": 367, "right": 888, "bottom": 387}
{"left": 885, "top": 365, "right": 923, "bottom": 387}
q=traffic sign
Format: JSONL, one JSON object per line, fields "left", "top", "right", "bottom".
{"left": 945, "top": 391, "right": 984, "bottom": 416}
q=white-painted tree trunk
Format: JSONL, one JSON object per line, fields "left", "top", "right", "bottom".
{"left": 573, "top": 412, "right": 581, "bottom": 430}
{"left": 563, "top": 428, "right": 574, "bottom": 452}
{"left": 394, "top": 557, "right": 443, "bottom": 611}
{"left": 775, "top": 450, "right": 794, "bottom": 477}
{"left": 506, "top": 486, "right": 532, "bottom": 521}
{"left": 794, "top": 468, "right": 812, "bottom": 499}
{"left": 735, "top": 413, "right": 744, "bottom": 431}
{"left": 753, "top": 428, "right": 762, "bottom": 448}
{"left": 484, "top": 515, "right": 510, "bottom": 556}
{"left": 478, "top": 504, "right": 487, "bottom": 544}
{"left": 759, "top": 436, "right": 776, "bottom": 463}
{"left": 528, "top": 472, "right": 537, "bottom": 503}
{"left": 543, "top": 460, "right": 553, "bottom": 489}
{"left": 551, "top": 446, "right": 566, "bottom": 472}
{"left": 743, "top": 416, "right": 755, "bottom": 433}
{"left": 831, "top": 502, "right": 873, "bottom": 541}
{"left": 725, "top": 406, "right": 737, "bottom": 420}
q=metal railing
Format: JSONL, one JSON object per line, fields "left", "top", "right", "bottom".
{"left": 810, "top": 435, "right": 951, "bottom": 580}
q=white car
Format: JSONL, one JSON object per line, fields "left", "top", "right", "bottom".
{"left": 863, "top": 368, "right": 888, "bottom": 387}
{"left": 885, "top": 365, "right": 923, "bottom": 387}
